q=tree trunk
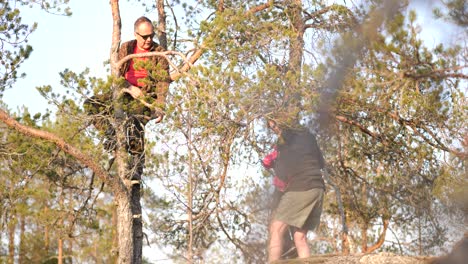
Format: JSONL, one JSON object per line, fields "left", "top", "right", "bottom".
{"left": 286, "top": 0, "right": 304, "bottom": 74}
{"left": 109, "top": 1, "right": 145, "bottom": 262}
{"left": 130, "top": 155, "right": 144, "bottom": 263}
{"left": 361, "top": 183, "right": 368, "bottom": 252}
{"left": 365, "top": 218, "right": 389, "bottom": 253}
{"left": 68, "top": 192, "right": 74, "bottom": 264}
{"left": 44, "top": 223, "right": 49, "bottom": 255}
{"left": 110, "top": 204, "right": 119, "bottom": 263}
{"left": 110, "top": 122, "right": 145, "bottom": 264}
{"left": 58, "top": 238, "right": 63, "bottom": 264}
{"left": 112, "top": 203, "right": 119, "bottom": 263}
{"left": 187, "top": 120, "right": 194, "bottom": 262}
{"left": 341, "top": 231, "right": 350, "bottom": 254}
{"left": 111, "top": 112, "right": 144, "bottom": 263}
{"left": 58, "top": 190, "right": 64, "bottom": 264}
{"left": 418, "top": 215, "right": 423, "bottom": 255}
{"left": 361, "top": 222, "right": 369, "bottom": 252}
{"left": 285, "top": 0, "right": 305, "bottom": 116}
{"left": 115, "top": 188, "right": 134, "bottom": 264}
{"left": 68, "top": 237, "right": 74, "bottom": 264}
{"left": 157, "top": 0, "right": 167, "bottom": 50}
{"left": 19, "top": 215, "right": 25, "bottom": 264}
{"left": 8, "top": 215, "right": 15, "bottom": 264}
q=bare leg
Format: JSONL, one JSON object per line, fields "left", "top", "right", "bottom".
{"left": 293, "top": 228, "right": 310, "bottom": 258}
{"left": 268, "top": 220, "right": 288, "bottom": 263}
{"left": 281, "top": 226, "right": 298, "bottom": 259}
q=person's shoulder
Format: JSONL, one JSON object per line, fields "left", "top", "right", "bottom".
{"left": 121, "top": 39, "right": 136, "bottom": 48}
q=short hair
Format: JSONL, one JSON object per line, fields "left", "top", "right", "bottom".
{"left": 134, "top": 16, "right": 153, "bottom": 32}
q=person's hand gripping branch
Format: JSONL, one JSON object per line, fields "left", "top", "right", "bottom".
{"left": 120, "top": 85, "right": 164, "bottom": 123}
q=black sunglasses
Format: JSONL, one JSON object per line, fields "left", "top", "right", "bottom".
{"left": 136, "top": 32, "right": 155, "bottom": 40}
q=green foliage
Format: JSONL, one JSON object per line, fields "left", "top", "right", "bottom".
{"left": 316, "top": 2, "right": 466, "bottom": 254}
{"left": 0, "top": 1, "right": 35, "bottom": 94}
{"left": 433, "top": 0, "right": 468, "bottom": 27}
{"left": 0, "top": 106, "right": 115, "bottom": 262}
{"left": 139, "top": 0, "right": 467, "bottom": 260}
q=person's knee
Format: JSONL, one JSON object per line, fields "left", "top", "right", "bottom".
{"left": 293, "top": 229, "right": 311, "bottom": 258}
{"left": 270, "top": 220, "right": 288, "bottom": 236}
{"left": 293, "top": 229, "right": 308, "bottom": 244}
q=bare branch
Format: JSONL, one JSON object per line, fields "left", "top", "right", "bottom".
{"left": 115, "top": 50, "right": 190, "bottom": 78}
{"left": 365, "top": 218, "right": 390, "bottom": 253}
{"left": 404, "top": 65, "right": 468, "bottom": 80}
{"left": 335, "top": 114, "right": 383, "bottom": 143}
{"left": 246, "top": 2, "right": 272, "bottom": 15}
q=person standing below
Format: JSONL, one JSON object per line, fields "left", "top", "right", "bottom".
{"left": 262, "top": 146, "right": 298, "bottom": 259}
{"left": 265, "top": 119, "right": 326, "bottom": 263}
{"left": 85, "top": 16, "right": 171, "bottom": 153}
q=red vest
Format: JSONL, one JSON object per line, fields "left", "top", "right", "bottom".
{"left": 124, "top": 45, "right": 149, "bottom": 87}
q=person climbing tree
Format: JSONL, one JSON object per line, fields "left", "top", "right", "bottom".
{"left": 84, "top": 16, "right": 171, "bottom": 154}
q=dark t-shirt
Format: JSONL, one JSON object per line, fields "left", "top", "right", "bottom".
{"left": 275, "top": 129, "right": 325, "bottom": 191}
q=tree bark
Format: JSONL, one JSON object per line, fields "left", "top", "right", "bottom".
{"left": 109, "top": 1, "right": 144, "bottom": 262}
{"left": 59, "top": 190, "right": 64, "bottom": 264}
{"left": 130, "top": 155, "right": 144, "bottom": 262}
{"left": 58, "top": 238, "right": 63, "bottom": 264}
{"left": 341, "top": 230, "right": 350, "bottom": 254}
{"left": 286, "top": 0, "right": 304, "bottom": 75}
{"left": 157, "top": 0, "right": 167, "bottom": 50}
{"left": 187, "top": 118, "right": 194, "bottom": 262}
{"left": 115, "top": 191, "right": 134, "bottom": 263}
{"left": 361, "top": 222, "right": 369, "bottom": 253}
{"left": 44, "top": 213, "right": 49, "bottom": 255}
{"left": 284, "top": 0, "right": 305, "bottom": 117}
{"left": 19, "top": 215, "right": 25, "bottom": 264}
{"left": 112, "top": 203, "right": 119, "bottom": 263}
{"left": 361, "top": 183, "right": 368, "bottom": 252}
{"left": 8, "top": 214, "right": 15, "bottom": 264}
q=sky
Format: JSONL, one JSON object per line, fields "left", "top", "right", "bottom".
{"left": 1, "top": 0, "right": 464, "bottom": 262}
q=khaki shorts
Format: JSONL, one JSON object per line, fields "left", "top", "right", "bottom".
{"left": 273, "top": 188, "right": 324, "bottom": 230}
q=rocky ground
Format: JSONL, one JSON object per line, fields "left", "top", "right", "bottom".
{"left": 275, "top": 253, "right": 433, "bottom": 264}
{"left": 274, "top": 232, "right": 467, "bottom": 264}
